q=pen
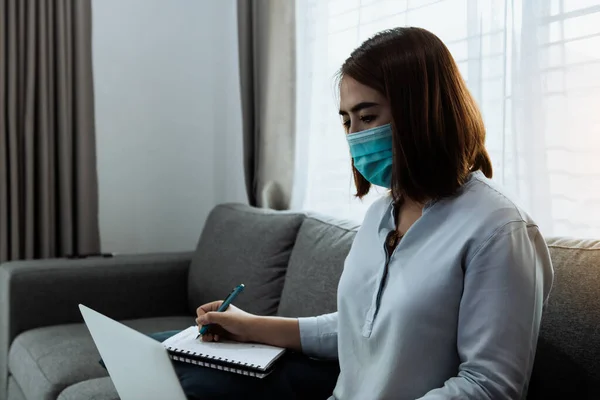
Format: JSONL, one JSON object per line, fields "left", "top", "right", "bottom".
{"left": 197, "top": 283, "right": 245, "bottom": 339}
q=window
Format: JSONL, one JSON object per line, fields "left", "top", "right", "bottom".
{"left": 296, "top": 0, "right": 600, "bottom": 238}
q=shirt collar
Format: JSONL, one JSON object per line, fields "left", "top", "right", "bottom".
{"left": 380, "top": 170, "right": 483, "bottom": 234}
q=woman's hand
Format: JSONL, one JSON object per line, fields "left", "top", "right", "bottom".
{"left": 196, "top": 301, "right": 303, "bottom": 350}
{"left": 195, "top": 301, "right": 258, "bottom": 342}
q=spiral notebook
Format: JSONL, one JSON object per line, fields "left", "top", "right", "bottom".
{"left": 161, "top": 326, "right": 286, "bottom": 378}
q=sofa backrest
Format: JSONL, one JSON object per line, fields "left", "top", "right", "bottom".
{"left": 528, "top": 237, "right": 600, "bottom": 399}
{"left": 277, "top": 214, "right": 358, "bottom": 317}
{"left": 187, "top": 204, "right": 305, "bottom": 316}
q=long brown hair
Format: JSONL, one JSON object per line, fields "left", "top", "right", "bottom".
{"left": 340, "top": 27, "right": 492, "bottom": 204}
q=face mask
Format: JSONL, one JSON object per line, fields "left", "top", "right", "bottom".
{"left": 346, "top": 123, "right": 393, "bottom": 189}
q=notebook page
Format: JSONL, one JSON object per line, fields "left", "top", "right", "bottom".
{"left": 162, "top": 326, "right": 285, "bottom": 370}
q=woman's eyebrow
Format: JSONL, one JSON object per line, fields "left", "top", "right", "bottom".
{"left": 339, "top": 102, "right": 379, "bottom": 116}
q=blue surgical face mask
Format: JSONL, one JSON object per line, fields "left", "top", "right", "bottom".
{"left": 346, "top": 123, "right": 393, "bottom": 189}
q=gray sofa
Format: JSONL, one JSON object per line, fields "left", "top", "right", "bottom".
{"left": 1, "top": 203, "right": 599, "bottom": 400}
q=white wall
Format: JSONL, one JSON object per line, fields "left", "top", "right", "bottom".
{"left": 92, "top": 0, "right": 247, "bottom": 254}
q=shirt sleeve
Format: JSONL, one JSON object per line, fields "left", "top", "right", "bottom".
{"left": 417, "top": 221, "right": 554, "bottom": 400}
{"left": 297, "top": 312, "right": 339, "bottom": 359}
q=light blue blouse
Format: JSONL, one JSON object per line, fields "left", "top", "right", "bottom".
{"left": 299, "top": 171, "right": 554, "bottom": 400}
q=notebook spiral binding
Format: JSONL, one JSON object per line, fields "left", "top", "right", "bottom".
{"left": 166, "top": 346, "right": 269, "bottom": 378}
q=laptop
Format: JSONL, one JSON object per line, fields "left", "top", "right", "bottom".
{"left": 79, "top": 304, "right": 187, "bottom": 400}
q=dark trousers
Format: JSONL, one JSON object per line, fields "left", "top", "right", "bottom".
{"left": 151, "top": 331, "right": 340, "bottom": 400}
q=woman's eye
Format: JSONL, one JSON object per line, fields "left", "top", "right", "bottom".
{"left": 342, "top": 120, "right": 351, "bottom": 129}
{"left": 360, "top": 115, "right": 376, "bottom": 123}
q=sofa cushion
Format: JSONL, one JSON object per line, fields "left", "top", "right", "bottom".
{"left": 528, "top": 237, "right": 600, "bottom": 399}
{"left": 7, "top": 376, "right": 26, "bottom": 400}
{"left": 277, "top": 215, "right": 358, "bottom": 317}
{"left": 8, "top": 316, "right": 192, "bottom": 400}
{"left": 188, "top": 204, "right": 305, "bottom": 316}
{"left": 58, "top": 377, "right": 118, "bottom": 400}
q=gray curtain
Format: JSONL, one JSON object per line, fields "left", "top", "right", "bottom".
{"left": 237, "top": 0, "right": 296, "bottom": 210}
{"left": 0, "top": 0, "right": 100, "bottom": 262}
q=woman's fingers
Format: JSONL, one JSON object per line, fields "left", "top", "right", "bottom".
{"left": 196, "top": 300, "right": 224, "bottom": 318}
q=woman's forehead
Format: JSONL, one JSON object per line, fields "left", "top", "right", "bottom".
{"left": 339, "top": 76, "right": 386, "bottom": 111}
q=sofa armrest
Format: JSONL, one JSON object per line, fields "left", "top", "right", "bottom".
{"left": 0, "top": 252, "right": 193, "bottom": 345}
{"left": 0, "top": 252, "right": 194, "bottom": 399}
{"left": 0, "top": 252, "right": 193, "bottom": 398}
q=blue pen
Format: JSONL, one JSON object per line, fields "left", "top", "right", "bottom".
{"left": 197, "top": 284, "right": 245, "bottom": 338}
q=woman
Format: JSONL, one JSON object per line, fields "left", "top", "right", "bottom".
{"left": 180, "top": 27, "right": 554, "bottom": 400}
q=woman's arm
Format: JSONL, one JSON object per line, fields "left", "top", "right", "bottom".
{"left": 248, "top": 312, "right": 339, "bottom": 359}
{"left": 417, "top": 221, "right": 553, "bottom": 399}
{"left": 247, "top": 316, "right": 302, "bottom": 351}
{"left": 198, "top": 304, "right": 339, "bottom": 358}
